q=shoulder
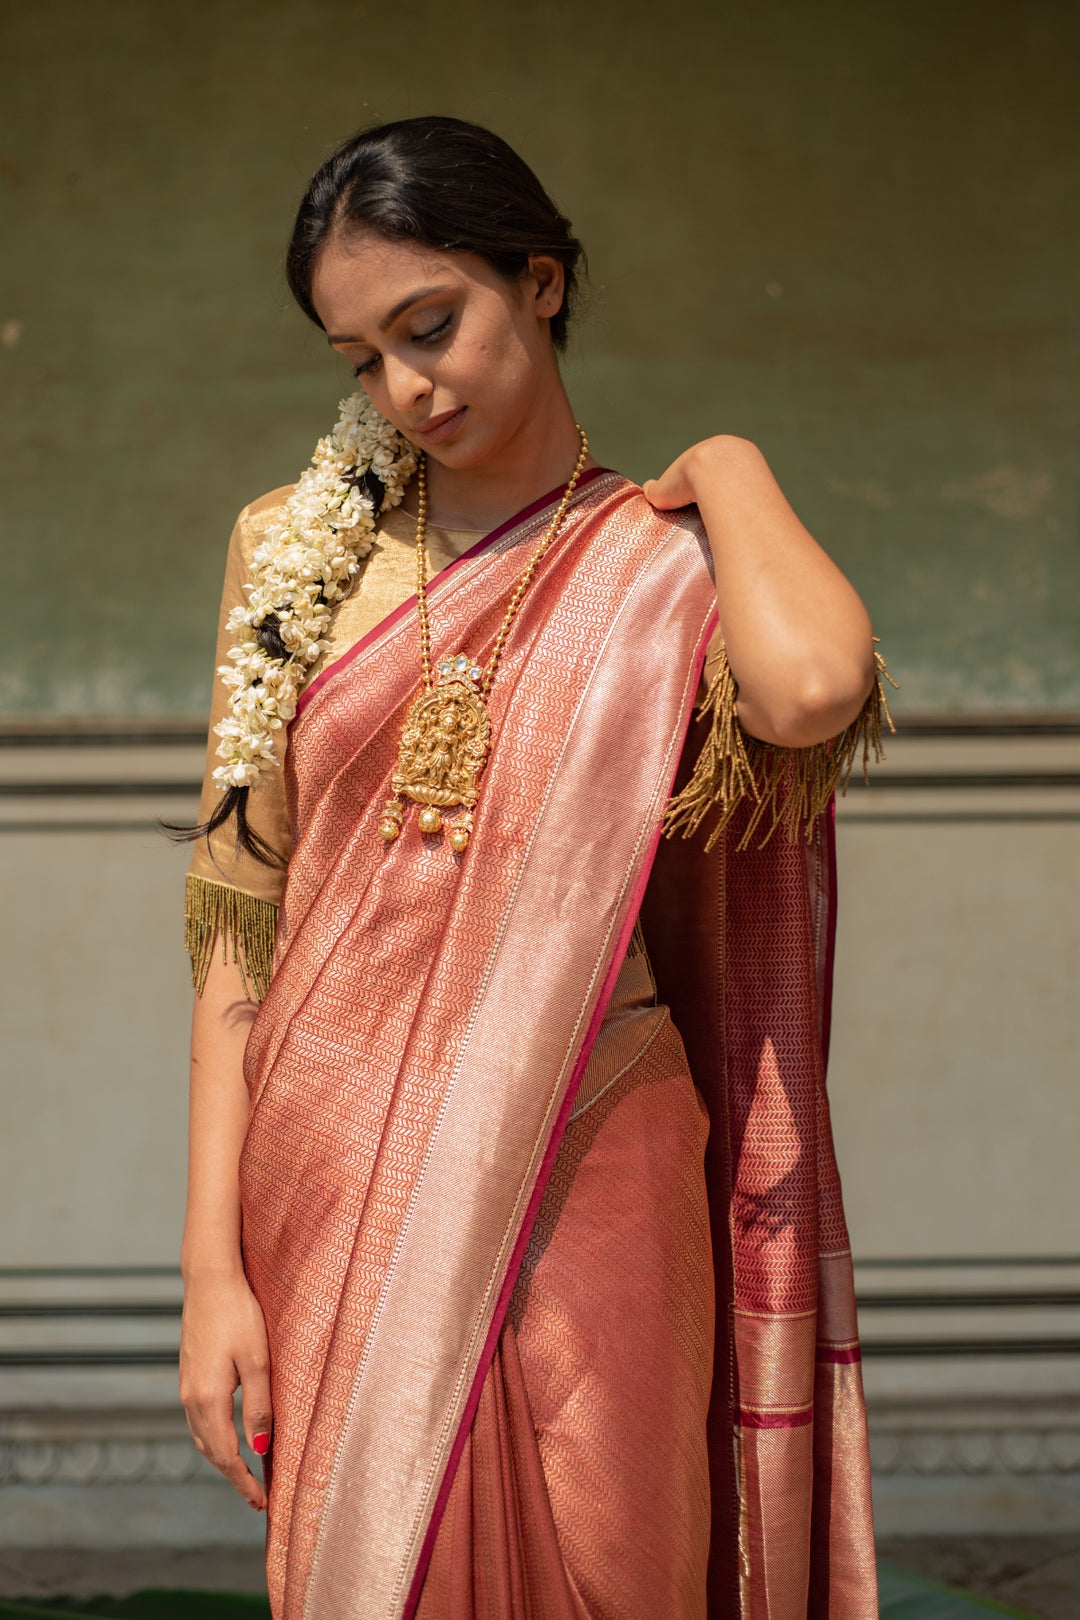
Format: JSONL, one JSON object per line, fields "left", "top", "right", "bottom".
{"left": 228, "top": 483, "right": 296, "bottom": 566}
{"left": 236, "top": 482, "right": 296, "bottom": 530}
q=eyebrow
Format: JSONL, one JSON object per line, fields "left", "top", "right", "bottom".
{"left": 326, "top": 284, "right": 453, "bottom": 345}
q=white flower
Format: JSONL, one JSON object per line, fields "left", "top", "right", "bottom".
{"left": 213, "top": 394, "right": 417, "bottom": 794}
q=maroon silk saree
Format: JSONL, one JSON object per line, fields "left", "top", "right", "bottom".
{"left": 235, "top": 470, "right": 878, "bottom": 1618}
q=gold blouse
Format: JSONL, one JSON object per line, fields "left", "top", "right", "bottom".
{"left": 187, "top": 486, "right": 484, "bottom": 911}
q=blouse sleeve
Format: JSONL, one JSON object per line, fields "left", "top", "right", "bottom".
{"left": 185, "top": 489, "right": 296, "bottom": 1000}
{"left": 662, "top": 639, "right": 897, "bottom": 853}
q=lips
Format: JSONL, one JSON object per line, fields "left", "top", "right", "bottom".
{"left": 414, "top": 406, "right": 467, "bottom": 445}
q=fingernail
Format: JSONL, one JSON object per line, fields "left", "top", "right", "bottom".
{"left": 253, "top": 1431, "right": 270, "bottom": 1455}
{"left": 249, "top": 1499, "right": 263, "bottom": 1511}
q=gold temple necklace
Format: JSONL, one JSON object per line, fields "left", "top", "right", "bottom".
{"left": 379, "top": 425, "right": 590, "bottom": 853}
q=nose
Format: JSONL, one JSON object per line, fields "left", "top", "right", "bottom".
{"left": 382, "top": 355, "right": 433, "bottom": 418}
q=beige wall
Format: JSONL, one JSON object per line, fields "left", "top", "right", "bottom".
{"left": 4, "top": 728, "right": 1077, "bottom": 1268}
{"left": 831, "top": 732, "right": 1080, "bottom": 1260}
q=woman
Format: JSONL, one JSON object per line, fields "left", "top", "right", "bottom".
{"left": 178, "top": 116, "right": 890, "bottom": 1619}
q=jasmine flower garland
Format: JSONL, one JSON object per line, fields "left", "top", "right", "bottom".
{"left": 212, "top": 394, "right": 417, "bottom": 791}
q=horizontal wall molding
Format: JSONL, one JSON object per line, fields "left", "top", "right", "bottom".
{"left": 4, "top": 1261, "right": 1080, "bottom": 1371}
{"left": 854, "top": 1290, "right": 1080, "bottom": 1308}
{"left": 0, "top": 728, "right": 207, "bottom": 748}
{"left": 0, "top": 1407, "right": 218, "bottom": 1489}
{"left": 7, "top": 771, "right": 1080, "bottom": 797}
{"left": 870, "top": 1423, "right": 1080, "bottom": 1476}
{"left": 0, "top": 1350, "right": 180, "bottom": 1368}
{"left": 5, "top": 1411, "right": 1076, "bottom": 1489}
{"left": 884, "top": 717, "right": 1080, "bottom": 738}
{"left": 847, "top": 771, "right": 1080, "bottom": 790}
{"left": 0, "top": 726, "right": 1078, "bottom": 830}
{"left": 0, "top": 780, "right": 201, "bottom": 797}
{"left": 15, "top": 1341, "right": 1079, "bottom": 1368}
{"left": 0, "top": 820, "right": 175, "bottom": 834}
{"left": 0, "top": 1303, "right": 181, "bottom": 1318}
{"left": 863, "top": 1338, "right": 1080, "bottom": 1358}
{"left": 0, "top": 737, "right": 204, "bottom": 832}
{"left": 2, "top": 715, "right": 1079, "bottom": 744}
{"left": 1, "top": 1266, "right": 1077, "bottom": 1497}
{"left": 856, "top": 1256, "right": 1080, "bottom": 1267}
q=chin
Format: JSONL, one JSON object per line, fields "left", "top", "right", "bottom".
{"left": 421, "top": 421, "right": 504, "bottom": 471}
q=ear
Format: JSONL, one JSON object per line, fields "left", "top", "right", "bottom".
{"left": 525, "top": 254, "right": 565, "bottom": 320}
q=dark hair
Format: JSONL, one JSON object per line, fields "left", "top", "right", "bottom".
{"left": 286, "top": 115, "right": 585, "bottom": 349}
{"left": 170, "top": 117, "right": 585, "bottom": 870}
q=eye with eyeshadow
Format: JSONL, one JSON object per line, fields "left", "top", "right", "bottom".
{"left": 352, "top": 313, "right": 454, "bottom": 378}
{"left": 414, "top": 313, "right": 452, "bottom": 345}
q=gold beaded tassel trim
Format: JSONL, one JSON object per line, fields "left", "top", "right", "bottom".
{"left": 662, "top": 638, "right": 898, "bottom": 852}
{"left": 379, "top": 427, "right": 590, "bottom": 853}
{"left": 184, "top": 874, "right": 278, "bottom": 1001}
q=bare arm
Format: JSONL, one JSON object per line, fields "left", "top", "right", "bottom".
{"left": 644, "top": 436, "right": 876, "bottom": 747}
{"left": 179, "top": 952, "right": 271, "bottom": 1513}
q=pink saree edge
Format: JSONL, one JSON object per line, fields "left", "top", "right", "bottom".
{"left": 402, "top": 601, "right": 719, "bottom": 1619}
{"left": 820, "top": 795, "right": 840, "bottom": 1071}
{"left": 295, "top": 465, "right": 615, "bottom": 719}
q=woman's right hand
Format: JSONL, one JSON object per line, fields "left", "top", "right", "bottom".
{"left": 179, "top": 1266, "right": 273, "bottom": 1512}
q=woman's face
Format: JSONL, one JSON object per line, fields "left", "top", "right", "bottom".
{"left": 311, "top": 231, "right": 565, "bottom": 470}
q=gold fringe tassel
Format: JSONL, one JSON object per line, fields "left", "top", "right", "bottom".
{"left": 184, "top": 874, "right": 279, "bottom": 1002}
{"left": 662, "top": 640, "right": 898, "bottom": 853}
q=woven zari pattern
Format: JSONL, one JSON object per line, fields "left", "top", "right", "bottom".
{"left": 419, "top": 1022, "right": 714, "bottom": 1617}
{"left": 194, "top": 468, "right": 878, "bottom": 1618}
{"left": 644, "top": 791, "right": 878, "bottom": 1615}
{"left": 234, "top": 474, "right": 724, "bottom": 1616}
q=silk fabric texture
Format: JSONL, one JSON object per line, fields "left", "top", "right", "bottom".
{"left": 227, "top": 471, "right": 877, "bottom": 1618}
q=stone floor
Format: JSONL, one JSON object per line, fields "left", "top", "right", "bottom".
{"left": 0, "top": 1546, "right": 268, "bottom": 1598}
{"left": 877, "top": 1536, "right": 1080, "bottom": 1620}
{"left": 1, "top": 1538, "right": 1079, "bottom": 1617}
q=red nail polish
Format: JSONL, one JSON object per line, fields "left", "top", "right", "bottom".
{"left": 249, "top": 1500, "right": 262, "bottom": 1510}
{"left": 253, "top": 1431, "right": 270, "bottom": 1455}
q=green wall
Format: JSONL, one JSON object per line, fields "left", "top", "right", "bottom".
{"left": 2, "top": 0, "right": 1076, "bottom": 717}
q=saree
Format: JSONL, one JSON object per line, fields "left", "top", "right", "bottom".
{"left": 205, "top": 469, "right": 877, "bottom": 1617}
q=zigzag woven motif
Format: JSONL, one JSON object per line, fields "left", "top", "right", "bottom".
{"left": 236, "top": 475, "right": 710, "bottom": 1614}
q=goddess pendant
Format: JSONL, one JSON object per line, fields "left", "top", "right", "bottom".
{"left": 379, "top": 653, "right": 492, "bottom": 852}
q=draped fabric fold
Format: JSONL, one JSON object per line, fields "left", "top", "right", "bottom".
{"left": 233, "top": 471, "right": 878, "bottom": 1619}
{"left": 643, "top": 746, "right": 878, "bottom": 1616}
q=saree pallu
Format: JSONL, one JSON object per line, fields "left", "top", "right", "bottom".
{"left": 236, "top": 470, "right": 878, "bottom": 1619}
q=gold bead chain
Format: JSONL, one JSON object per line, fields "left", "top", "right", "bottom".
{"left": 413, "top": 425, "right": 590, "bottom": 697}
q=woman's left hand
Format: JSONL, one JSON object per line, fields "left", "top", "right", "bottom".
{"left": 640, "top": 436, "right": 876, "bottom": 748}
{"left": 641, "top": 445, "right": 707, "bottom": 513}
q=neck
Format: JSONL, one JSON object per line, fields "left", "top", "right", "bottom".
{"left": 409, "top": 378, "right": 596, "bottom": 532}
